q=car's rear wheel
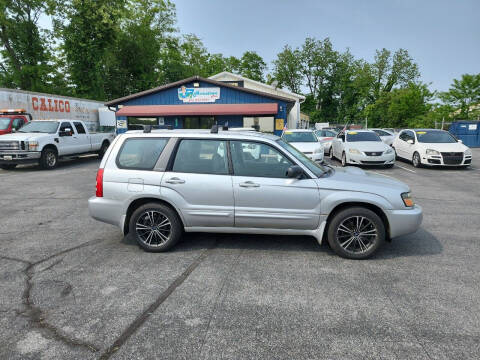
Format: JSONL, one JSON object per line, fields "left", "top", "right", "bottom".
{"left": 327, "top": 207, "right": 385, "bottom": 259}
{"left": 1, "top": 164, "right": 17, "bottom": 170}
{"left": 412, "top": 152, "right": 422, "bottom": 168}
{"left": 40, "top": 148, "right": 58, "bottom": 169}
{"left": 341, "top": 152, "right": 347, "bottom": 167}
{"left": 130, "top": 203, "right": 182, "bottom": 252}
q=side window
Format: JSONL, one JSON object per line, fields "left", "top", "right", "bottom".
{"left": 59, "top": 122, "right": 72, "bottom": 132}
{"left": 230, "top": 141, "right": 292, "bottom": 178}
{"left": 117, "top": 138, "right": 169, "bottom": 170}
{"left": 73, "top": 122, "right": 86, "bottom": 134}
{"left": 406, "top": 131, "right": 415, "bottom": 143}
{"left": 172, "top": 139, "right": 228, "bottom": 175}
{"left": 399, "top": 131, "right": 408, "bottom": 141}
{"left": 12, "top": 118, "right": 24, "bottom": 130}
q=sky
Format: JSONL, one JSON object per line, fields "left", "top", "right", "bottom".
{"left": 174, "top": 0, "right": 480, "bottom": 92}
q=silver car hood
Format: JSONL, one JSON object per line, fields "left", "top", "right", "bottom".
{"left": 322, "top": 166, "right": 409, "bottom": 194}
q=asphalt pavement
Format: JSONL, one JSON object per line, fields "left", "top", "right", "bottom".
{"left": 1, "top": 150, "right": 479, "bottom": 359}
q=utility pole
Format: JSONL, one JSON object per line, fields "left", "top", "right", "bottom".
{"left": 365, "top": 116, "right": 368, "bottom": 129}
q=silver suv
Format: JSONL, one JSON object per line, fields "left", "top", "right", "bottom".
{"left": 88, "top": 128, "right": 422, "bottom": 259}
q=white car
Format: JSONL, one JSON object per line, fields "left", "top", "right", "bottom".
{"left": 330, "top": 130, "right": 395, "bottom": 168}
{"left": 315, "top": 129, "right": 337, "bottom": 155}
{"left": 281, "top": 129, "right": 324, "bottom": 162}
{"left": 370, "top": 128, "right": 395, "bottom": 146}
{"left": 392, "top": 129, "right": 472, "bottom": 168}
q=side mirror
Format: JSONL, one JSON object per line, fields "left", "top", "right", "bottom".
{"left": 11, "top": 128, "right": 16, "bottom": 133}
{"left": 286, "top": 165, "right": 303, "bottom": 179}
{"left": 407, "top": 139, "right": 414, "bottom": 144}
{"left": 457, "top": 139, "right": 463, "bottom": 144}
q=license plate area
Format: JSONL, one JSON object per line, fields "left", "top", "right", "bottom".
{"left": 3, "top": 155, "right": 13, "bottom": 161}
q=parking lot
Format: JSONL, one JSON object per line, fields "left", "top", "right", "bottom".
{"left": 1, "top": 149, "right": 480, "bottom": 360}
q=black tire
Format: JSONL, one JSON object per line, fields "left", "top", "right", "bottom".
{"left": 98, "top": 141, "right": 109, "bottom": 159}
{"left": 1, "top": 164, "right": 17, "bottom": 170}
{"left": 129, "top": 202, "right": 183, "bottom": 252}
{"left": 384, "top": 164, "right": 394, "bottom": 168}
{"left": 412, "top": 151, "right": 422, "bottom": 168}
{"left": 40, "top": 147, "right": 58, "bottom": 169}
{"left": 327, "top": 207, "right": 385, "bottom": 259}
{"left": 341, "top": 152, "right": 347, "bottom": 167}
{"left": 329, "top": 148, "right": 335, "bottom": 160}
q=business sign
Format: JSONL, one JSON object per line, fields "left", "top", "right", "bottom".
{"left": 178, "top": 86, "right": 220, "bottom": 103}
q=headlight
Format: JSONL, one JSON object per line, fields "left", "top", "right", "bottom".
{"left": 465, "top": 149, "right": 472, "bottom": 156}
{"left": 26, "top": 141, "right": 39, "bottom": 151}
{"left": 349, "top": 148, "right": 361, "bottom": 155}
{"left": 384, "top": 148, "right": 393, "bottom": 154}
{"left": 426, "top": 149, "right": 440, "bottom": 155}
{"left": 401, "top": 192, "right": 414, "bottom": 207}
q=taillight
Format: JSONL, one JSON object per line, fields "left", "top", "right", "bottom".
{"left": 96, "top": 168, "right": 104, "bottom": 197}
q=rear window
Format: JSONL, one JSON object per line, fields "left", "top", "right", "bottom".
{"left": 117, "top": 138, "right": 168, "bottom": 170}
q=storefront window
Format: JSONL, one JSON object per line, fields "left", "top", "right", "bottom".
{"left": 184, "top": 116, "right": 215, "bottom": 129}
{"left": 127, "top": 117, "right": 158, "bottom": 130}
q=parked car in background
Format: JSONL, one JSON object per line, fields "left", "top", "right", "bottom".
{"left": 392, "top": 129, "right": 472, "bottom": 168}
{"left": 370, "top": 128, "right": 395, "bottom": 146}
{"left": 330, "top": 130, "right": 395, "bottom": 168}
{"left": 89, "top": 128, "right": 422, "bottom": 259}
{"left": 0, "top": 120, "right": 115, "bottom": 170}
{"left": 315, "top": 129, "right": 338, "bottom": 155}
{"left": 281, "top": 129, "right": 324, "bottom": 163}
{"left": 383, "top": 128, "right": 397, "bottom": 135}
{"left": 0, "top": 109, "right": 32, "bottom": 135}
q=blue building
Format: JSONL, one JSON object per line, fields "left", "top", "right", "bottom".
{"left": 105, "top": 76, "right": 296, "bottom": 136}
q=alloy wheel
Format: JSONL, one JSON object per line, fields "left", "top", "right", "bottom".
{"left": 336, "top": 216, "right": 377, "bottom": 254}
{"left": 46, "top": 152, "right": 56, "bottom": 167}
{"left": 135, "top": 210, "right": 172, "bottom": 247}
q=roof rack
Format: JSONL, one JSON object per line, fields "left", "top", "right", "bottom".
{"left": 143, "top": 125, "right": 152, "bottom": 133}
{"left": 210, "top": 124, "right": 219, "bottom": 134}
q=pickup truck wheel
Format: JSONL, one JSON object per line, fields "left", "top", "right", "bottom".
{"left": 130, "top": 203, "right": 182, "bottom": 252}
{"left": 327, "top": 207, "right": 385, "bottom": 259}
{"left": 40, "top": 148, "right": 58, "bottom": 169}
{"left": 98, "top": 141, "right": 109, "bottom": 158}
{"left": 1, "top": 164, "right": 17, "bottom": 170}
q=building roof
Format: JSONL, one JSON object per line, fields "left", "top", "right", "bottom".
{"left": 209, "top": 72, "right": 305, "bottom": 101}
{"left": 105, "top": 76, "right": 295, "bottom": 107}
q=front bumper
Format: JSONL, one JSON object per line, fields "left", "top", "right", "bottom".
{"left": 347, "top": 152, "right": 395, "bottom": 166}
{"left": 305, "top": 152, "right": 324, "bottom": 163}
{"left": 385, "top": 205, "right": 423, "bottom": 239}
{"left": 0, "top": 151, "right": 41, "bottom": 164}
{"left": 422, "top": 153, "right": 472, "bottom": 166}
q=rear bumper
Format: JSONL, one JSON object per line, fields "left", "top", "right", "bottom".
{"left": 0, "top": 151, "right": 41, "bottom": 164}
{"left": 88, "top": 196, "right": 125, "bottom": 230}
{"left": 385, "top": 205, "right": 423, "bottom": 238}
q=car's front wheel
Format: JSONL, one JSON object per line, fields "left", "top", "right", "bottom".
{"left": 1, "top": 164, "right": 17, "bottom": 170}
{"left": 341, "top": 152, "right": 347, "bottom": 167}
{"left": 412, "top": 152, "right": 422, "bottom": 168}
{"left": 327, "top": 207, "right": 385, "bottom": 259}
{"left": 129, "top": 203, "right": 183, "bottom": 252}
{"left": 40, "top": 148, "right": 58, "bottom": 169}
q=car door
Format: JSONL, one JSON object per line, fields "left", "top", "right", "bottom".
{"left": 72, "top": 122, "right": 91, "bottom": 153}
{"left": 395, "top": 131, "right": 408, "bottom": 158}
{"left": 403, "top": 130, "right": 417, "bottom": 159}
{"left": 334, "top": 133, "right": 345, "bottom": 158}
{"left": 230, "top": 140, "right": 321, "bottom": 230}
{"left": 57, "top": 121, "right": 77, "bottom": 155}
{"left": 161, "top": 139, "right": 234, "bottom": 227}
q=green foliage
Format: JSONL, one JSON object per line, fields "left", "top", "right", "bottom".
{"left": 440, "top": 74, "right": 480, "bottom": 119}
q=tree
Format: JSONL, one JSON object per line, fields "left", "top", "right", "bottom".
{"left": 272, "top": 45, "right": 303, "bottom": 94}
{"left": 0, "top": 0, "right": 62, "bottom": 91}
{"left": 441, "top": 73, "right": 480, "bottom": 119}
{"left": 236, "top": 51, "right": 266, "bottom": 82}
{"left": 371, "top": 48, "right": 420, "bottom": 100}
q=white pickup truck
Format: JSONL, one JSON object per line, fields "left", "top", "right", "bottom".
{"left": 0, "top": 120, "right": 115, "bottom": 170}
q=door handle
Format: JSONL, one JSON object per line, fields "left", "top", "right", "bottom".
{"left": 239, "top": 181, "right": 260, "bottom": 188}
{"left": 165, "top": 177, "right": 185, "bottom": 184}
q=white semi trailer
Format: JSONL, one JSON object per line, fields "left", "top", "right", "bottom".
{"left": 0, "top": 88, "right": 114, "bottom": 132}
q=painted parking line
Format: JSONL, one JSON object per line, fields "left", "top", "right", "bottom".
{"left": 394, "top": 164, "right": 416, "bottom": 173}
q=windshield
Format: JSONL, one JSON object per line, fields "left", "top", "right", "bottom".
{"left": 416, "top": 130, "right": 457, "bottom": 143}
{"left": 0, "top": 118, "right": 11, "bottom": 130}
{"left": 347, "top": 132, "right": 381, "bottom": 142}
{"left": 277, "top": 139, "right": 326, "bottom": 178}
{"left": 18, "top": 121, "right": 59, "bottom": 133}
{"left": 283, "top": 131, "right": 317, "bottom": 143}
